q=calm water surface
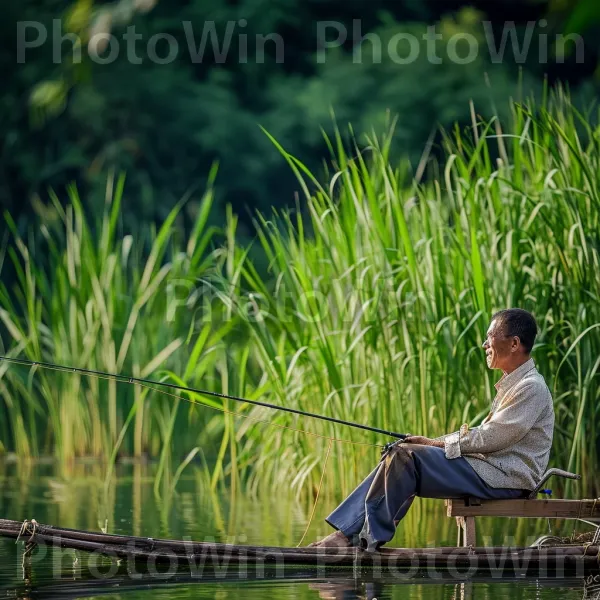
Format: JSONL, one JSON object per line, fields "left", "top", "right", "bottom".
{"left": 0, "top": 461, "right": 596, "bottom": 599}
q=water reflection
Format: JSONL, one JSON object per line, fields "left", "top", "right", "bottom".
{"left": 2, "top": 570, "right": 596, "bottom": 600}
{"left": 308, "top": 580, "right": 385, "bottom": 599}
{"left": 1, "top": 537, "right": 597, "bottom": 599}
{"left": 1, "top": 461, "right": 598, "bottom": 600}
{"left": 303, "top": 577, "right": 600, "bottom": 600}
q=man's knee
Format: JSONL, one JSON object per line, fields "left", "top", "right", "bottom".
{"left": 382, "top": 444, "right": 419, "bottom": 484}
{"left": 387, "top": 443, "right": 414, "bottom": 464}
{"left": 388, "top": 443, "right": 440, "bottom": 463}
{"left": 390, "top": 443, "right": 431, "bottom": 456}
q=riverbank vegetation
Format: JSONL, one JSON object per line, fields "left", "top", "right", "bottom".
{"left": 1, "top": 90, "right": 599, "bottom": 499}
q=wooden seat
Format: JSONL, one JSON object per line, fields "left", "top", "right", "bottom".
{"left": 445, "top": 469, "right": 589, "bottom": 547}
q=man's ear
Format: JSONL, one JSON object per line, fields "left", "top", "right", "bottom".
{"left": 511, "top": 336, "right": 521, "bottom": 353}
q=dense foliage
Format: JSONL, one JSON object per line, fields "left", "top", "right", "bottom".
{"left": 1, "top": 92, "right": 598, "bottom": 500}
{"left": 3, "top": 0, "right": 600, "bottom": 237}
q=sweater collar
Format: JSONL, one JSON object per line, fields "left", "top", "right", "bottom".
{"left": 494, "top": 358, "right": 536, "bottom": 392}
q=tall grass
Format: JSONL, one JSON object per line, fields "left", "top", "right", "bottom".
{"left": 0, "top": 90, "right": 598, "bottom": 500}
{"left": 0, "top": 168, "right": 228, "bottom": 466}
{"left": 228, "top": 89, "right": 600, "bottom": 498}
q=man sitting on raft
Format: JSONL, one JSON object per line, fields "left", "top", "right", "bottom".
{"left": 310, "top": 308, "right": 555, "bottom": 552}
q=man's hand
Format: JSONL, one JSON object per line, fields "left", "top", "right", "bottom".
{"left": 403, "top": 436, "right": 444, "bottom": 448}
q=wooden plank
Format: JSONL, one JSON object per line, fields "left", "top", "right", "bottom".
{"left": 447, "top": 499, "right": 600, "bottom": 519}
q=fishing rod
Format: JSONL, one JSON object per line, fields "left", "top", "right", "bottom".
{"left": 0, "top": 356, "right": 408, "bottom": 440}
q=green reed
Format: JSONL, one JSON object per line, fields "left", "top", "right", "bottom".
{"left": 0, "top": 89, "right": 598, "bottom": 500}
{"left": 0, "top": 168, "right": 224, "bottom": 467}
{"left": 225, "top": 89, "right": 599, "bottom": 497}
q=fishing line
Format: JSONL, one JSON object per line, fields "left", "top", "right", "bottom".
{"left": 130, "top": 378, "right": 379, "bottom": 545}
{"left": 296, "top": 438, "right": 333, "bottom": 548}
{"left": 129, "top": 379, "right": 378, "bottom": 546}
{"left": 133, "top": 376, "right": 377, "bottom": 545}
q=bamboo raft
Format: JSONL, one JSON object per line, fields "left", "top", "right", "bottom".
{"left": 1, "top": 519, "right": 599, "bottom": 575}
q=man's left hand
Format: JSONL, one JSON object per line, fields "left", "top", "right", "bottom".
{"left": 403, "top": 436, "right": 444, "bottom": 448}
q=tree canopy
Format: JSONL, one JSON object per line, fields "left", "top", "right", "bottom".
{"left": 3, "top": 0, "right": 599, "bottom": 236}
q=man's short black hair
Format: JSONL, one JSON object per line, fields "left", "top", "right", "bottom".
{"left": 492, "top": 308, "right": 537, "bottom": 354}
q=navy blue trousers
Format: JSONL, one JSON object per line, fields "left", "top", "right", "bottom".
{"left": 326, "top": 443, "right": 525, "bottom": 550}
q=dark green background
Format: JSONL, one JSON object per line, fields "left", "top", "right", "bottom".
{"left": 2, "top": 0, "right": 600, "bottom": 237}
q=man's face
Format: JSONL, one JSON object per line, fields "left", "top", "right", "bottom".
{"left": 482, "top": 319, "right": 514, "bottom": 370}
